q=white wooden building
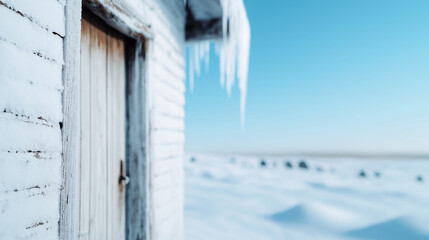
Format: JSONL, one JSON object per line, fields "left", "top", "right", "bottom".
{"left": 0, "top": 0, "right": 249, "bottom": 239}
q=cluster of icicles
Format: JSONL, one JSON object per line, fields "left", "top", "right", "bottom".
{"left": 188, "top": 0, "right": 250, "bottom": 126}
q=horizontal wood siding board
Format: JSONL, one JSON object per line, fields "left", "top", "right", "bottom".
{"left": 0, "top": 78, "right": 63, "bottom": 123}
{"left": 152, "top": 157, "right": 183, "bottom": 178}
{"left": 152, "top": 88, "right": 185, "bottom": 109}
{"left": 151, "top": 168, "right": 182, "bottom": 191}
{"left": 151, "top": 130, "right": 184, "bottom": 145}
{"left": 158, "top": 0, "right": 185, "bottom": 30}
{"left": 152, "top": 77, "right": 185, "bottom": 100}
{"left": 0, "top": 188, "right": 60, "bottom": 239}
{"left": 0, "top": 40, "right": 63, "bottom": 90}
{"left": 153, "top": 204, "right": 181, "bottom": 231}
{"left": 152, "top": 144, "right": 184, "bottom": 160}
{"left": 0, "top": 114, "right": 62, "bottom": 152}
{"left": 1, "top": 0, "right": 65, "bottom": 36}
{"left": 153, "top": 60, "right": 185, "bottom": 89}
{"left": 0, "top": 0, "right": 66, "bottom": 239}
{"left": 0, "top": 4, "right": 63, "bottom": 63}
{"left": 151, "top": 99, "right": 185, "bottom": 119}
{"left": 152, "top": 40, "right": 185, "bottom": 69}
{"left": 152, "top": 80, "right": 185, "bottom": 105}
{"left": 152, "top": 3, "right": 184, "bottom": 53}
{"left": 151, "top": 59, "right": 185, "bottom": 92}
{"left": 152, "top": 184, "right": 182, "bottom": 209}
{"left": 153, "top": 90, "right": 185, "bottom": 108}
{"left": 151, "top": 110, "right": 184, "bottom": 123}
{"left": 0, "top": 152, "right": 62, "bottom": 193}
{"left": 152, "top": 200, "right": 182, "bottom": 234}
{"left": 151, "top": 114, "right": 184, "bottom": 132}
{"left": 153, "top": 41, "right": 185, "bottom": 72}
{"left": 155, "top": 212, "right": 182, "bottom": 240}
{"left": 152, "top": 38, "right": 185, "bottom": 76}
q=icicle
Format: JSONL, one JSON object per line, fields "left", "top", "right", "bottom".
{"left": 187, "top": 0, "right": 250, "bottom": 125}
{"left": 204, "top": 42, "right": 210, "bottom": 70}
{"left": 188, "top": 42, "right": 211, "bottom": 91}
{"left": 194, "top": 44, "right": 200, "bottom": 77}
{"left": 189, "top": 47, "right": 195, "bottom": 92}
{"left": 219, "top": 0, "right": 251, "bottom": 125}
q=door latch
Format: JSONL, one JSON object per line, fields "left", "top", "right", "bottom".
{"left": 119, "top": 160, "right": 130, "bottom": 185}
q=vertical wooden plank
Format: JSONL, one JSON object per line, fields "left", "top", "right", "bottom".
{"left": 79, "top": 12, "right": 129, "bottom": 240}
{"left": 126, "top": 39, "right": 149, "bottom": 240}
{"left": 60, "top": 1, "right": 82, "bottom": 239}
{"left": 106, "top": 32, "right": 114, "bottom": 240}
{"left": 78, "top": 17, "right": 91, "bottom": 240}
{"left": 116, "top": 35, "right": 126, "bottom": 240}
{"left": 107, "top": 31, "right": 126, "bottom": 240}
{"left": 89, "top": 19, "right": 108, "bottom": 240}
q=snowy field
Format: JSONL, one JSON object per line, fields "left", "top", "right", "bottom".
{"left": 184, "top": 154, "right": 429, "bottom": 240}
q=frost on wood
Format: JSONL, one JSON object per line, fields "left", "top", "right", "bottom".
{"left": 188, "top": 0, "right": 250, "bottom": 125}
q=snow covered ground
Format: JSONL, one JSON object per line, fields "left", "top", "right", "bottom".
{"left": 184, "top": 154, "right": 429, "bottom": 240}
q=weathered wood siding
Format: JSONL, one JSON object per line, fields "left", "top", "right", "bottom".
{"left": 150, "top": 1, "right": 186, "bottom": 238}
{"left": 0, "top": 0, "right": 185, "bottom": 239}
{"left": 0, "top": 0, "right": 65, "bottom": 239}
{"left": 94, "top": 2, "right": 186, "bottom": 239}
{"left": 124, "top": 1, "right": 186, "bottom": 239}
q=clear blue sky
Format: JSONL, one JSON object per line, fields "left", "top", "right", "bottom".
{"left": 184, "top": 0, "right": 429, "bottom": 155}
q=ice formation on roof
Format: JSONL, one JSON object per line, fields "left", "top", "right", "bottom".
{"left": 188, "top": 42, "right": 210, "bottom": 92}
{"left": 188, "top": 0, "right": 250, "bottom": 125}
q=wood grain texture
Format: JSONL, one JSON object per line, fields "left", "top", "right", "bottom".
{"left": 1, "top": 0, "right": 187, "bottom": 238}
{"left": 76, "top": 1, "right": 187, "bottom": 240}
{"left": 77, "top": 17, "right": 91, "bottom": 240}
{"left": 77, "top": 12, "right": 127, "bottom": 239}
{"left": 89, "top": 18, "right": 108, "bottom": 240}
{"left": 107, "top": 31, "right": 126, "bottom": 240}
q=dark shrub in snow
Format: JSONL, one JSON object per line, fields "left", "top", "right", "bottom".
{"left": 260, "top": 159, "right": 267, "bottom": 167}
{"left": 190, "top": 157, "right": 196, "bottom": 163}
{"left": 359, "top": 170, "right": 367, "bottom": 178}
{"left": 285, "top": 161, "right": 293, "bottom": 169}
{"left": 416, "top": 175, "right": 423, "bottom": 182}
{"left": 298, "top": 161, "right": 308, "bottom": 169}
{"left": 374, "top": 171, "right": 381, "bottom": 178}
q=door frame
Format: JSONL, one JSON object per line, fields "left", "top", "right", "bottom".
{"left": 60, "top": 1, "right": 153, "bottom": 239}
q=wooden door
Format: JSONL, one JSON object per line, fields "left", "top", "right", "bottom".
{"left": 77, "top": 11, "right": 126, "bottom": 240}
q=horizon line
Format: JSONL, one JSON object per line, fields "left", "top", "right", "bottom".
{"left": 186, "top": 151, "right": 429, "bottom": 159}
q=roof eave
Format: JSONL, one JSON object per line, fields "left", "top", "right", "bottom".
{"left": 185, "top": 0, "right": 224, "bottom": 41}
